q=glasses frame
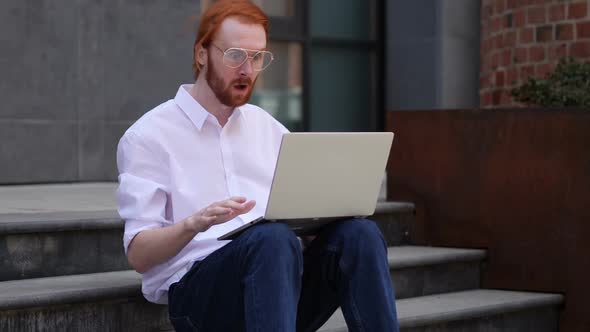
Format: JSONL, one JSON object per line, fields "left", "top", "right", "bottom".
{"left": 210, "top": 44, "right": 275, "bottom": 71}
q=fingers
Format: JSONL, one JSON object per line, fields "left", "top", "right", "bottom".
{"left": 242, "top": 200, "right": 256, "bottom": 213}
{"left": 230, "top": 199, "right": 256, "bottom": 215}
{"left": 217, "top": 198, "right": 256, "bottom": 214}
{"left": 197, "top": 197, "right": 257, "bottom": 230}
{"left": 203, "top": 206, "right": 232, "bottom": 217}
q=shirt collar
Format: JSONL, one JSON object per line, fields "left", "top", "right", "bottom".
{"left": 174, "top": 84, "right": 245, "bottom": 131}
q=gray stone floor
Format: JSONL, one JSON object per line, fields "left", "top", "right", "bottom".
{"left": 0, "top": 182, "right": 118, "bottom": 214}
{"left": 0, "top": 176, "right": 388, "bottom": 215}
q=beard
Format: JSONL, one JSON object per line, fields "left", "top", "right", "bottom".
{"left": 206, "top": 56, "right": 256, "bottom": 107}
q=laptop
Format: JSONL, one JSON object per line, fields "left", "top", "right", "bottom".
{"left": 218, "top": 132, "right": 394, "bottom": 240}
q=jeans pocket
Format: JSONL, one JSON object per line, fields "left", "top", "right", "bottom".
{"left": 169, "top": 316, "right": 198, "bottom": 332}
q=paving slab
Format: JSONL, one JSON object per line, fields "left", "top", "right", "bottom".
{"left": 0, "top": 183, "right": 411, "bottom": 234}
{"left": 0, "top": 182, "right": 117, "bottom": 214}
{"left": 0, "top": 271, "right": 562, "bottom": 332}
{"left": 320, "top": 289, "right": 564, "bottom": 331}
{"left": 389, "top": 246, "right": 486, "bottom": 268}
{"left": 0, "top": 182, "right": 410, "bottom": 215}
{"left": 0, "top": 270, "right": 141, "bottom": 310}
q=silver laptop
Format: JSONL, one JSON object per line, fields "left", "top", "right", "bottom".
{"left": 218, "top": 132, "right": 394, "bottom": 240}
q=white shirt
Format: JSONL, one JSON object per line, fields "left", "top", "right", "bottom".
{"left": 116, "top": 84, "right": 288, "bottom": 304}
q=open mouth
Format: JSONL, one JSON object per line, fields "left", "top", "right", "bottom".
{"left": 233, "top": 83, "right": 248, "bottom": 91}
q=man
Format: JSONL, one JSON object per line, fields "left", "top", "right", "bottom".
{"left": 116, "top": 1, "right": 399, "bottom": 331}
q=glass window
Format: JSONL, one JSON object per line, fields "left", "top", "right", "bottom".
{"left": 253, "top": 0, "right": 295, "bottom": 17}
{"left": 311, "top": 0, "right": 376, "bottom": 40}
{"left": 310, "top": 47, "right": 372, "bottom": 132}
{"left": 201, "top": 0, "right": 295, "bottom": 17}
{"left": 251, "top": 42, "right": 303, "bottom": 131}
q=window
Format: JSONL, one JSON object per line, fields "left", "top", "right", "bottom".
{"left": 251, "top": 42, "right": 303, "bottom": 131}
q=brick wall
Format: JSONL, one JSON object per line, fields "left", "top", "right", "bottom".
{"left": 480, "top": 0, "right": 590, "bottom": 107}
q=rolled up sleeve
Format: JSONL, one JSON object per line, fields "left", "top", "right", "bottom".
{"left": 116, "top": 132, "right": 170, "bottom": 254}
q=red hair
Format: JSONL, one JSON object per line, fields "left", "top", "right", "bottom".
{"left": 193, "top": 0, "right": 269, "bottom": 79}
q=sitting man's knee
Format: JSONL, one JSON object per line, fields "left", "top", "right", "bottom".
{"left": 242, "top": 222, "right": 300, "bottom": 251}
{"left": 339, "top": 218, "right": 384, "bottom": 242}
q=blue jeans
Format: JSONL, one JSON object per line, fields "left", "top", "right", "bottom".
{"left": 168, "top": 218, "right": 399, "bottom": 332}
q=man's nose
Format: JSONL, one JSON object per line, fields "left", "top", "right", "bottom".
{"left": 238, "top": 58, "right": 254, "bottom": 76}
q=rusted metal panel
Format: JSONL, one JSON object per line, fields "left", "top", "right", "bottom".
{"left": 387, "top": 109, "right": 590, "bottom": 332}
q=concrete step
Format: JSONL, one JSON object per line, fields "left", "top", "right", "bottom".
{"left": 0, "top": 245, "right": 483, "bottom": 303}
{"left": 0, "top": 210, "right": 129, "bottom": 281}
{"left": 0, "top": 201, "right": 414, "bottom": 281}
{"left": 0, "top": 270, "right": 171, "bottom": 332}
{"left": 319, "top": 289, "right": 564, "bottom": 332}
{"left": 0, "top": 270, "right": 561, "bottom": 332}
{"left": 370, "top": 201, "right": 415, "bottom": 245}
{"left": 390, "top": 246, "right": 485, "bottom": 299}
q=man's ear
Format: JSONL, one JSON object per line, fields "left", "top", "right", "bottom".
{"left": 196, "top": 44, "right": 207, "bottom": 67}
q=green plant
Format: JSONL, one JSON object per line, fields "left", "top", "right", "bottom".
{"left": 511, "top": 57, "right": 590, "bottom": 107}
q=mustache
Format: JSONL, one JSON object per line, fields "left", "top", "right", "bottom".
{"left": 231, "top": 77, "right": 253, "bottom": 86}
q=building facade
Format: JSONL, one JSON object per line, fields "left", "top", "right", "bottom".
{"left": 3, "top": 0, "right": 587, "bottom": 184}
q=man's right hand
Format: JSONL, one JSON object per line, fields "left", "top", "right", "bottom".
{"left": 184, "top": 197, "right": 256, "bottom": 233}
{"left": 127, "top": 196, "right": 255, "bottom": 273}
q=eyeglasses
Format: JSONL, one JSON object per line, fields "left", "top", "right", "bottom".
{"left": 210, "top": 44, "right": 274, "bottom": 71}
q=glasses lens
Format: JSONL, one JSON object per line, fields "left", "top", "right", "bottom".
{"left": 252, "top": 51, "right": 273, "bottom": 71}
{"left": 224, "top": 49, "right": 248, "bottom": 67}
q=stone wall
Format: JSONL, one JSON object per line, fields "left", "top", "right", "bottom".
{"left": 1, "top": 0, "right": 196, "bottom": 183}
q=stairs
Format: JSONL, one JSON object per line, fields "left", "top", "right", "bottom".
{"left": 0, "top": 183, "right": 563, "bottom": 331}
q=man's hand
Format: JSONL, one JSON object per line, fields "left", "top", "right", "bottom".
{"left": 127, "top": 196, "right": 255, "bottom": 273}
{"left": 184, "top": 196, "right": 256, "bottom": 233}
